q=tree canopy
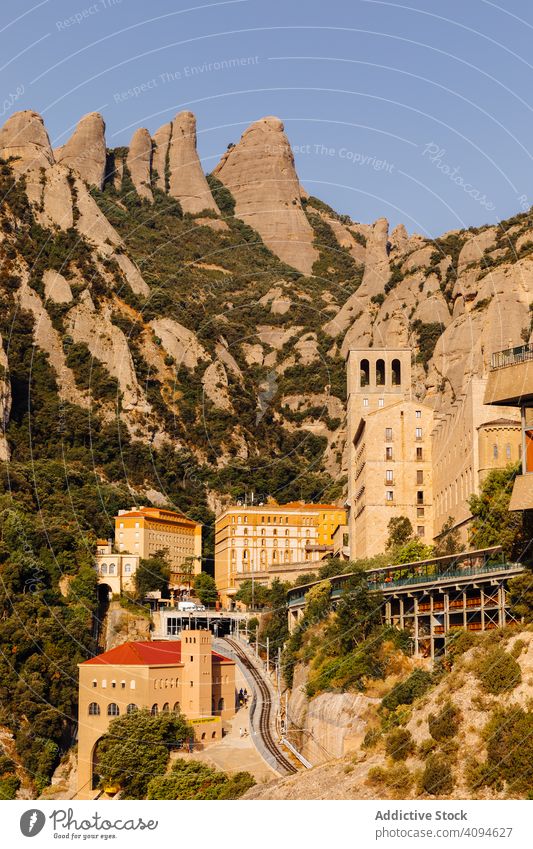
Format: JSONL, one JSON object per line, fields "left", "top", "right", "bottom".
{"left": 95, "top": 708, "right": 193, "bottom": 799}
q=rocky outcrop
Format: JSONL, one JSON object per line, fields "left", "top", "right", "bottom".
{"left": 105, "top": 601, "right": 150, "bottom": 649}
{"left": 65, "top": 290, "right": 150, "bottom": 413}
{"left": 127, "top": 128, "right": 153, "bottom": 201}
{"left": 213, "top": 116, "right": 318, "bottom": 274}
{"left": 43, "top": 270, "right": 72, "bottom": 304}
{"left": 151, "top": 121, "right": 172, "bottom": 191}
{"left": 55, "top": 112, "right": 107, "bottom": 189}
{"left": 0, "top": 110, "right": 54, "bottom": 173}
{"left": 167, "top": 112, "right": 219, "bottom": 214}
{"left": 0, "top": 332, "right": 11, "bottom": 461}
{"left": 17, "top": 280, "right": 89, "bottom": 408}
{"left": 150, "top": 317, "right": 207, "bottom": 370}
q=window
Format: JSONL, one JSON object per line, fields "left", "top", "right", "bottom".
{"left": 273, "top": 528, "right": 277, "bottom": 536}
{"left": 111, "top": 680, "right": 116, "bottom": 689}
{"left": 378, "top": 398, "right": 384, "bottom": 408}
{"left": 363, "top": 398, "right": 369, "bottom": 408}
{"left": 391, "top": 358, "right": 401, "bottom": 386}
{"left": 417, "top": 491, "right": 424, "bottom": 505}
{"left": 417, "top": 507, "right": 425, "bottom": 517}
{"left": 126, "top": 703, "right": 138, "bottom": 714}
{"left": 415, "top": 410, "right": 421, "bottom": 418}
{"left": 108, "top": 564, "right": 116, "bottom": 575}
{"left": 506, "top": 443, "right": 511, "bottom": 460}
{"left": 376, "top": 358, "right": 385, "bottom": 386}
{"left": 360, "top": 358, "right": 370, "bottom": 387}
{"left": 162, "top": 703, "right": 170, "bottom": 713}
{"left": 416, "top": 427, "right": 422, "bottom": 440}
{"left": 417, "top": 526, "right": 425, "bottom": 537}
{"left": 88, "top": 702, "right": 100, "bottom": 716}
{"left": 151, "top": 704, "right": 159, "bottom": 716}
{"left": 173, "top": 702, "right": 181, "bottom": 712}
{"left": 100, "top": 563, "right": 107, "bottom": 574}
{"left": 385, "top": 427, "right": 393, "bottom": 441}
{"left": 386, "top": 490, "right": 394, "bottom": 502}
{"left": 386, "top": 470, "right": 393, "bottom": 483}
{"left": 124, "top": 563, "right": 131, "bottom": 574}
{"left": 385, "top": 446, "right": 393, "bottom": 460}
{"left": 416, "top": 446, "right": 423, "bottom": 460}
{"left": 493, "top": 444, "right": 498, "bottom": 459}
{"left": 218, "top": 697, "right": 225, "bottom": 711}
{"left": 92, "top": 679, "right": 97, "bottom": 688}
{"left": 121, "top": 681, "right": 126, "bottom": 689}
{"left": 416, "top": 470, "right": 424, "bottom": 484}
{"left": 107, "top": 703, "right": 119, "bottom": 716}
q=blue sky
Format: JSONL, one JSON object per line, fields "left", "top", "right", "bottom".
{"left": 2, "top": 0, "right": 533, "bottom": 236}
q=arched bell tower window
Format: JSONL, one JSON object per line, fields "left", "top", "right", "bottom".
{"left": 391, "top": 358, "right": 401, "bottom": 386}
{"left": 376, "top": 359, "right": 385, "bottom": 386}
{"left": 360, "top": 359, "right": 370, "bottom": 387}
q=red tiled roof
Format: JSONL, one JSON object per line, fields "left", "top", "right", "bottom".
{"left": 82, "top": 640, "right": 232, "bottom": 666}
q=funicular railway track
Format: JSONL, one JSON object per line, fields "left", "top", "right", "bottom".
{"left": 222, "top": 637, "right": 297, "bottom": 775}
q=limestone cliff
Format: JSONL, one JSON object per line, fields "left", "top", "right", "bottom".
{"left": 213, "top": 116, "right": 318, "bottom": 274}
{"left": 55, "top": 112, "right": 107, "bottom": 190}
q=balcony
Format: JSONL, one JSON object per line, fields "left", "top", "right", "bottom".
{"left": 485, "top": 343, "right": 533, "bottom": 406}
{"left": 490, "top": 343, "right": 533, "bottom": 370}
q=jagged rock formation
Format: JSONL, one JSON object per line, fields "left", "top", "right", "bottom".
{"left": 168, "top": 112, "right": 219, "bottom": 214}
{"left": 213, "top": 116, "right": 318, "bottom": 274}
{"left": 151, "top": 112, "right": 219, "bottom": 214}
{"left": 55, "top": 112, "right": 107, "bottom": 189}
{"left": 0, "top": 105, "right": 532, "bottom": 492}
{"left": 127, "top": 128, "right": 153, "bottom": 201}
{"left": 0, "top": 110, "right": 54, "bottom": 173}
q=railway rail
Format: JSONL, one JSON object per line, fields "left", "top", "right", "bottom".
{"left": 222, "top": 637, "right": 297, "bottom": 775}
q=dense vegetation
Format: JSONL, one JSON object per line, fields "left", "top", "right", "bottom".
{"left": 95, "top": 709, "right": 194, "bottom": 799}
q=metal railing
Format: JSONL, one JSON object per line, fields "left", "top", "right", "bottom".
{"left": 369, "top": 559, "right": 521, "bottom": 591}
{"left": 491, "top": 343, "right": 533, "bottom": 370}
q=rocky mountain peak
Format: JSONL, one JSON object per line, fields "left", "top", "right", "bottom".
{"left": 55, "top": 111, "right": 107, "bottom": 189}
{"left": 213, "top": 115, "right": 318, "bottom": 274}
{"left": 127, "top": 127, "right": 153, "bottom": 201}
{"left": 0, "top": 110, "right": 54, "bottom": 172}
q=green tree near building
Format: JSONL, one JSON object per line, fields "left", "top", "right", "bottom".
{"left": 133, "top": 551, "right": 170, "bottom": 600}
{"left": 386, "top": 516, "right": 413, "bottom": 549}
{"left": 95, "top": 709, "right": 193, "bottom": 799}
{"left": 193, "top": 572, "right": 218, "bottom": 607}
{"left": 468, "top": 463, "right": 525, "bottom": 559}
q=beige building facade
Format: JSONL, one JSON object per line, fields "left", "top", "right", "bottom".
{"left": 432, "top": 377, "right": 521, "bottom": 542}
{"left": 115, "top": 506, "right": 202, "bottom": 590}
{"left": 347, "top": 348, "right": 434, "bottom": 559}
{"left": 95, "top": 539, "right": 139, "bottom": 596}
{"left": 214, "top": 502, "right": 346, "bottom": 603}
{"left": 76, "top": 630, "right": 235, "bottom": 799}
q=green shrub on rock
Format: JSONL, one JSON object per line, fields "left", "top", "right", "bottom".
{"left": 385, "top": 728, "right": 415, "bottom": 761}
{"left": 421, "top": 754, "right": 454, "bottom": 796}
{"left": 428, "top": 700, "right": 461, "bottom": 742}
{"left": 475, "top": 648, "right": 521, "bottom": 695}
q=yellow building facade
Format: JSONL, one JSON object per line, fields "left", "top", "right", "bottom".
{"left": 346, "top": 348, "right": 434, "bottom": 559}
{"left": 214, "top": 502, "right": 346, "bottom": 603}
{"left": 115, "top": 506, "right": 202, "bottom": 590}
{"left": 431, "top": 377, "right": 521, "bottom": 542}
{"left": 76, "top": 630, "right": 235, "bottom": 799}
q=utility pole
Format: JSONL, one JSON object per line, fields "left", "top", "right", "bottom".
{"left": 255, "top": 630, "right": 258, "bottom": 657}
{"left": 266, "top": 636, "right": 270, "bottom": 674}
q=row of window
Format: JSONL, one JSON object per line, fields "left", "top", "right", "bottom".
{"left": 384, "top": 426, "right": 423, "bottom": 441}
{"left": 232, "top": 538, "right": 304, "bottom": 547}
{"left": 88, "top": 701, "right": 180, "bottom": 716}
{"left": 359, "top": 358, "right": 402, "bottom": 387}
{"left": 233, "top": 549, "right": 308, "bottom": 563}
{"left": 385, "top": 490, "right": 424, "bottom": 505}
{"left": 234, "top": 527, "right": 311, "bottom": 537}
{"left": 384, "top": 470, "right": 424, "bottom": 484}
{"left": 230, "top": 515, "right": 314, "bottom": 525}
{"left": 99, "top": 563, "right": 133, "bottom": 575}
{"left": 92, "top": 679, "right": 134, "bottom": 689}
{"left": 384, "top": 446, "right": 424, "bottom": 461}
